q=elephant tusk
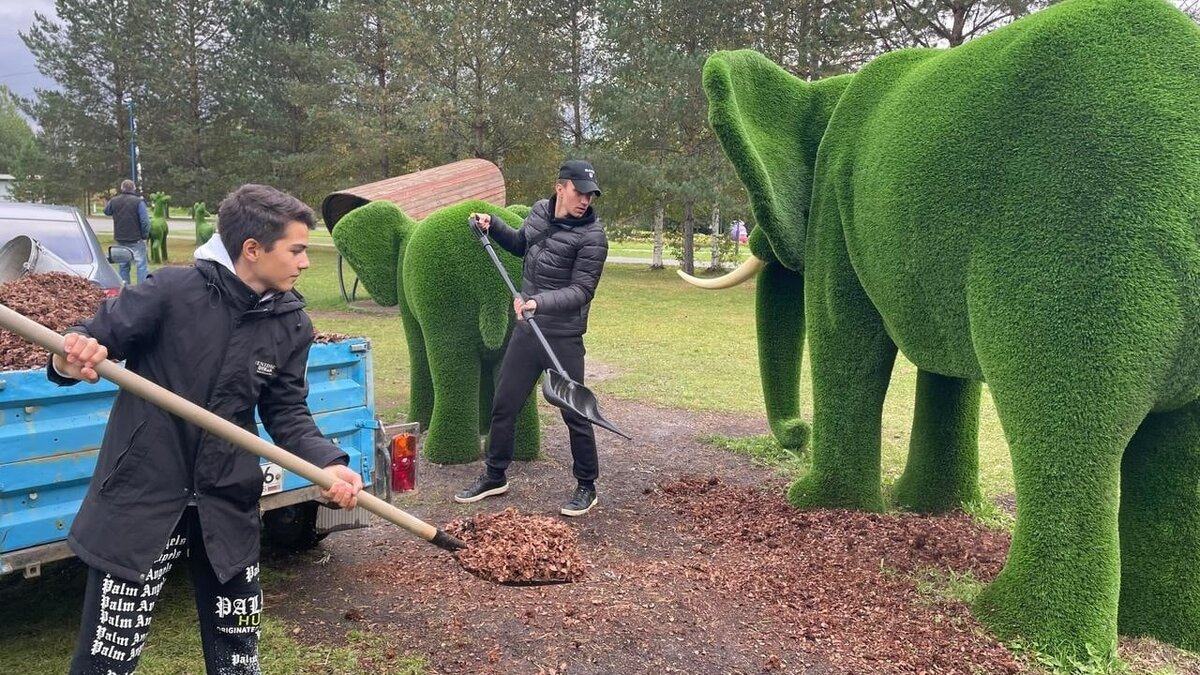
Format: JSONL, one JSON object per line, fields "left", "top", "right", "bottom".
{"left": 676, "top": 255, "right": 765, "bottom": 289}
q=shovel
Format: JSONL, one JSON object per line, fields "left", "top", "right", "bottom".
{"left": 469, "top": 217, "right": 630, "bottom": 440}
{"left": 0, "top": 302, "right": 466, "bottom": 552}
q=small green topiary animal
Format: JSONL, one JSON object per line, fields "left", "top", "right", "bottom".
{"left": 193, "top": 201, "right": 214, "bottom": 245}
{"left": 332, "top": 199, "right": 541, "bottom": 465}
{"left": 148, "top": 192, "right": 170, "bottom": 264}
{"left": 683, "top": 0, "right": 1200, "bottom": 660}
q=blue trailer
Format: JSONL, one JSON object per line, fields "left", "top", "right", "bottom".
{"left": 0, "top": 337, "right": 401, "bottom": 578}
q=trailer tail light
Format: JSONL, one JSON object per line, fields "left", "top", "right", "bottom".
{"left": 103, "top": 288, "right": 122, "bottom": 298}
{"left": 390, "top": 432, "right": 417, "bottom": 492}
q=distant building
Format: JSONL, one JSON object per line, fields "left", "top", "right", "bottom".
{"left": 0, "top": 174, "right": 14, "bottom": 202}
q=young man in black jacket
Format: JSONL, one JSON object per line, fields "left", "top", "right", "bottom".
{"left": 52, "top": 184, "right": 362, "bottom": 675}
{"left": 456, "top": 160, "right": 609, "bottom": 516}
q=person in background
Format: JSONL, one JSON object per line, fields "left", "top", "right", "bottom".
{"left": 104, "top": 179, "right": 150, "bottom": 284}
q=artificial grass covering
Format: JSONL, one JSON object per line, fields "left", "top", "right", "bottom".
{"left": 703, "top": 0, "right": 1199, "bottom": 660}
{"left": 331, "top": 200, "right": 540, "bottom": 465}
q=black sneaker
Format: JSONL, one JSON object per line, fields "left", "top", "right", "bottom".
{"left": 560, "top": 485, "right": 598, "bottom": 517}
{"left": 454, "top": 474, "right": 509, "bottom": 503}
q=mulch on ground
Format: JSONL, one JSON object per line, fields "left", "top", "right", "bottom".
{"left": 447, "top": 508, "right": 586, "bottom": 585}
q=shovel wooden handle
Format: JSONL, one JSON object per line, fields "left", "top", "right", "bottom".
{"left": 0, "top": 302, "right": 465, "bottom": 552}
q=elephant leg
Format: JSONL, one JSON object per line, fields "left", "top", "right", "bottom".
{"left": 1118, "top": 399, "right": 1200, "bottom": 651}
{"left": 422, "top": 342, "right": 483, "bottom": 465}
{"left": 892, "top": 370, "right": 982, "bottom": 513}
{"left": 757, "top": 261, "right": 810, "bottom": 450}
{"left": 789, "top": 235, "right": 896, "bottom": 511}
{"left": 966, "top": 266, "right": 1165, "bottom": 657}
{"left": 400, "top": 310, "right": 433, "bottom": 431}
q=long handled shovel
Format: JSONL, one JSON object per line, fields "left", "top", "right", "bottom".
{"left": 469, "top": 217, "right": 630, "bottom": 440}
{"left": 0, "top": 302, "right": 466, "bottom": 552}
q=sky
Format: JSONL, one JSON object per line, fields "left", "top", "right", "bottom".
{"left": 0, "top": 0, "right": 57, "bottom": 101}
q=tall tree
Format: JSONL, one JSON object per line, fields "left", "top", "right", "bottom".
{"left": 138, "top": 0, "right": 238, "bottom": 204}
{"left": 870, "top": 0, "right": 1048, "bottom": 48}
{"left": 21, "top": 0, "right": 156, "bottom": 201}
{"left": 0, "top": 86, "right": 36, "bottom": 177}
{"left": 225, "top": 0, "right": 343, "bottom": 204}
{"left": 593, "top": 0, "right": 745, "bottom": 272}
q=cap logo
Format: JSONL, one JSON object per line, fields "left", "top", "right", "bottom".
{"left": 584, "top": 169, "right": 594, "bottom": 178}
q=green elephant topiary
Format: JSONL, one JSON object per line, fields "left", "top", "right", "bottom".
{"left": 683, "top": 0, "right": 1200, "bottom": 660}
{"left": 332, "top": 199, "right": 541, "bottom": 465}
{"left": 193, "top": 201, "right": 214, "bottom": 245}
{"left": 148, "top": 192, "right": 170, "bottom": 264}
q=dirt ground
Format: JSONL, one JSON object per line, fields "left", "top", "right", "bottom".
{"left": 267, "top": 396, "right": 1200, "bottom": 675}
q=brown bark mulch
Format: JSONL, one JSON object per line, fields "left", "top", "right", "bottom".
{"left": 0, "top": 273, "right": 105, "bottom": 370}
{"left": 447, "top": 508, "right": 586, "bottom": 585}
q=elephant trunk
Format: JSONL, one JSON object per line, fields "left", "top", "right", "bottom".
{"left": 757, "top": 261, "right": 809, "bottom": 450}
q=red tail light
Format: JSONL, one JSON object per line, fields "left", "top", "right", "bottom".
{"left": 103, "top": 288, "right": 121, "bottom": 298}
{"left": 390, "top": 433, "right": 417, "bottom": 492}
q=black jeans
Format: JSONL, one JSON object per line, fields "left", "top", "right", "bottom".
{"left": 70, "top": 507, "right": 262, "bottom": 675}
{"left": 486, "top": 322, "right": 598, "bottom": 485}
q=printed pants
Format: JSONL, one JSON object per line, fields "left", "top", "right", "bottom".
{"left": 69, "top": 507, "right": 263, "bottom": 675}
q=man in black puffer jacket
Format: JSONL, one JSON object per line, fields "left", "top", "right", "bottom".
{"left": 456, "top": 160, "right": 609, "bottom": 517}
{"left": 52, "top": 184, "right": 363, "bottom": 675}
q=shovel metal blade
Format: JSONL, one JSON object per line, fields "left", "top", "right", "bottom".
{"left": 541, "top": 369, "right": 630, "bottom": 439}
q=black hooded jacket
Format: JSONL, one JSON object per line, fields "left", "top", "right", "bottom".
{"left": 488, "top": 196, "right": 608, "bottom": 337}
{"left": 48, "top": 260, "right": 347, "bottom": 584}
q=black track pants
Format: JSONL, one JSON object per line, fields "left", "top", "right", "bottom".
{"left": 485, "top": 323, "right": 598, "bottom": 484}
{"left": 69, "top": 507, "right": 263, "bottom": 675}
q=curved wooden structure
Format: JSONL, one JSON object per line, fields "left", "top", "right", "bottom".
{"left": 322, "top": 158, "right": 506, "bottom": 233}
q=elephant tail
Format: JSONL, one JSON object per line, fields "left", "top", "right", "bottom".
{"left": 331, "top": 200, "right": 413, "bottom": 307}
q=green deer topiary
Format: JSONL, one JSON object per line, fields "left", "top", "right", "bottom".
{"left": 193, "top": 201, "right": 214, "bottom": 245}
{"left": 148, "top": 192, "right": 170, "bottom": 264}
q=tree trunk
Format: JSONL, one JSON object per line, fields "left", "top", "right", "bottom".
{"left": 651, "top": 196, "right": 664, "bottom": 270}
{"left": 682, "top": 198, "right": 695, "bottom": 275}
{"left": 708, "top": 203, "right": 721, "bottom": 272}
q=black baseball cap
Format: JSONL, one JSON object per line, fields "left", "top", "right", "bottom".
{"left": 558, "top": 159, "right": 601, "bottom": 196}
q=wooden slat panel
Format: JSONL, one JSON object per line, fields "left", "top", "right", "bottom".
{"left": 321, "top": 159, "right": 506, "bottom": 231}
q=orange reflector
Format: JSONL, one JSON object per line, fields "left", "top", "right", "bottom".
{"left": 390, "top": 433, "right": 417, "bottom": 491}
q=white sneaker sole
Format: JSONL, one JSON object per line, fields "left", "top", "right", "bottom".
{"left": 560, "top": 496, "right": 598, "bottom": 517}
{"left": 453, "top": 483, "right": 509, "bottom": 504}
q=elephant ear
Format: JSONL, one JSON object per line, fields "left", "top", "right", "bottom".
{"left": 704, "top": 50, "right": 816, "bottom": 272}
{"left": 331, "top": 200, "right": 412, "bottom": 306}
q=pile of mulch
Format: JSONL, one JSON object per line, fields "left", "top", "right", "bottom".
{"left": 0, "top": 273, "right": 106, "bottom": 370}
{"left": 446, "top": 508, "right": 586, "bottom": 585}
{"left": 655, "top": 476, "right": 1021, "bottom": 674}
{"left": 313, "top": 330, "right": 353, "bottom": 344}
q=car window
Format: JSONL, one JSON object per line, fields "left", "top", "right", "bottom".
{"left": 0, "top": 218, "right": 94, "bottom": 264}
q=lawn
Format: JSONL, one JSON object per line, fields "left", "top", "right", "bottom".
{"left": 0, "top": 234, "right": 1018, "bottom": 674}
